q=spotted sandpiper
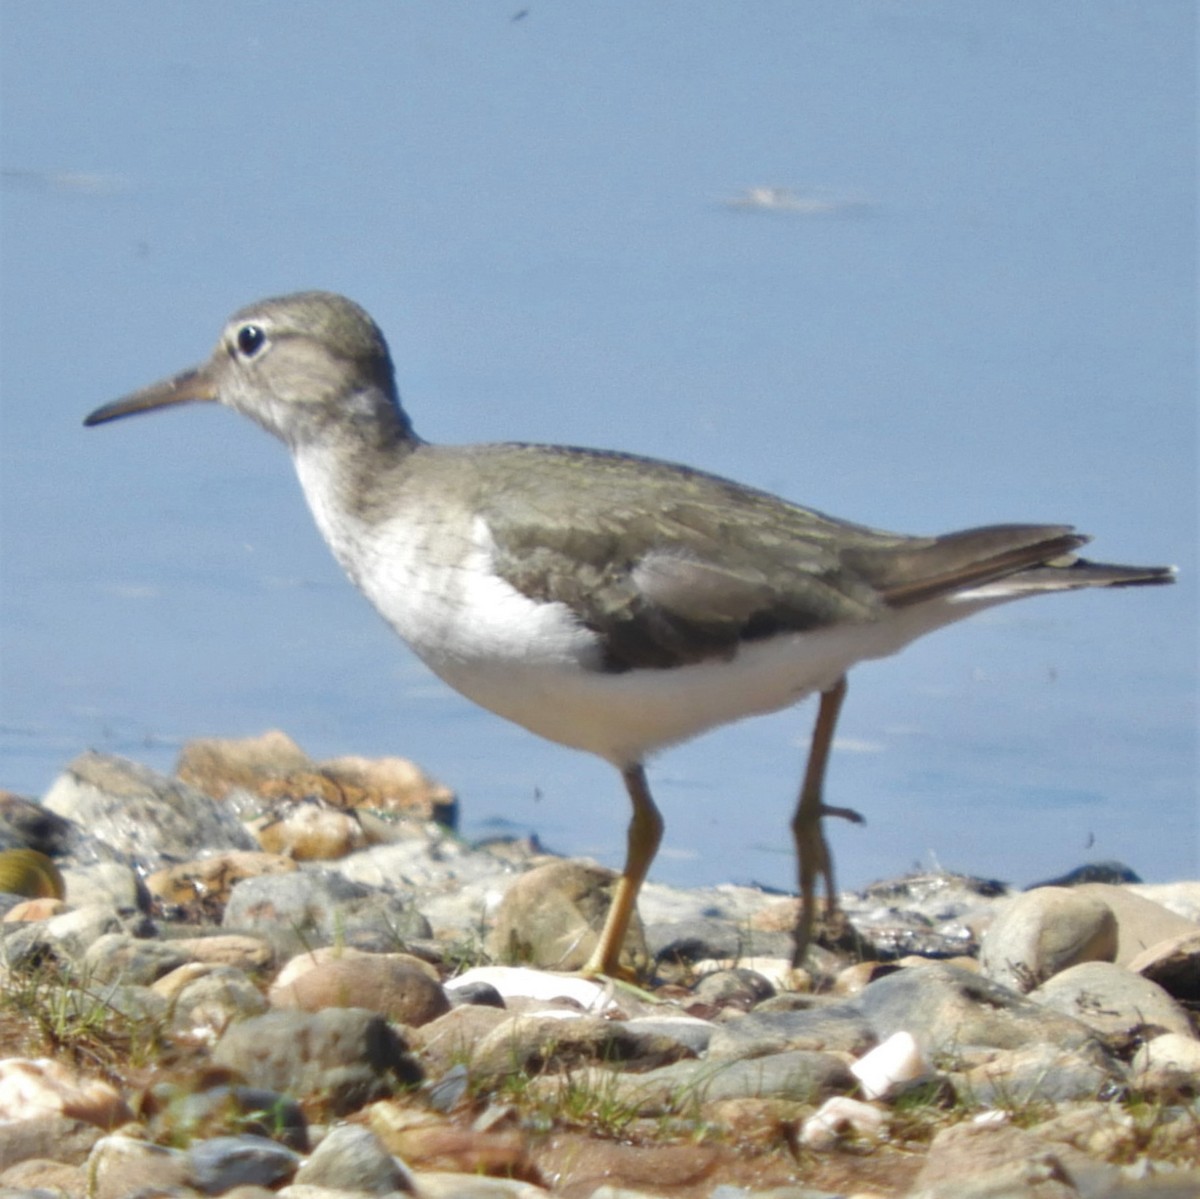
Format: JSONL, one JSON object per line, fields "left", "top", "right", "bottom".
{"left": 85, "top": 291, "right": 1175, "bottom": 976}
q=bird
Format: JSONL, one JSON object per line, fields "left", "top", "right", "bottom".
{"left": 84, "top": 290, "right": 1175, "bottom": 977}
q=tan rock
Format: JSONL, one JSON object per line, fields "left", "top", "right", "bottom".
{"left": 0, "top": 1158, "right": 89, "bottom": 1193}
{"left": 176, "top": 730, "right": 457, "bottom": 825}
{"left": 369, "top": 1102, "right": 531, "bottom": 1177}
{"left": 979, "top": 887, "right": 1117, "bottom": 991}
{"left": 175, "top": 729, "right": 312, "bottom": 798}
{"left": 319, "top": 753, "right": 458, "bottom": 824}
{"left": 269, "top": 950, "right": 449, "bottom": 1026}
{"left": 1131, "top": 1031, "right": 1200, "bottom": 1094}
{"left": 487, "top": 859, "right": 648, "bottom": 974}
{"left": 1072, "top": 883, "right": 1199, "bottom": 966}
{"left": 248, "top": 803, "right": 368, "bottom": 860}
{"left": 145, "top": 850, "right": 296, "bottom": 906}
{"left": 168, "top": 933, "right": 275, "bottom": 974}
{"left": 1127, "top": 928, "right": 1200, "bottom": 1002}
{"left": 0, "top": 1059, "right": 132, "bottom": 1130}
{"left": 410, "top": 1004, "right": 512, "bottom": 1078}
{"left": 2, "top": 897, "right": 68, "bottom": 922}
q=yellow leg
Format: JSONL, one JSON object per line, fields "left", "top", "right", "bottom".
{"left": 580, "top": 764, "right": 664, "bottom": 978}
{"left": 790, "top": 676, "right": 862, "bottom": 967}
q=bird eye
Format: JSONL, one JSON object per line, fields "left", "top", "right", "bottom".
{"left": 235, "top": 324, "right": 267, "bottom": 357}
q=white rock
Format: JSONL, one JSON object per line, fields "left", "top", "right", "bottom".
{"left": 444, "top": 966, "right": 619, "bottom": 1013}
{"left": 850, "top": 1030, "right": 928, "bottom": 1100}
{"left": 799, "top": 1096, "right": 886, "bottom": 1149}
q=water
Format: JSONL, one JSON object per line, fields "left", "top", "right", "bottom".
{"left": 2, "top": 3, "right": 1195, "bottom": 892}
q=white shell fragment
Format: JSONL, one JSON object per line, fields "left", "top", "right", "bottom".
{"left": 799, "top": 1096, "right": 887, "bottom": 1150}
{"left": 850, "top": 1030, "right": 929, "bottom": 1100}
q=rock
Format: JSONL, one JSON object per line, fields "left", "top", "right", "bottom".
{"left": 222, "top": 870, "right": 431, "bottom": 956}
{"left": 470, "top": 1012, "right": 696, "bottom": 1082}
{"left": 36, "top": 904, "right": 126, "bottom": 963}
{"left": 248, "top": 801, "right": 369, "bottom": 860}
{"left": 146, "top": 850, "right": 297, "bottom": 907}
{"left": 486, "top": 859, "right": 648, "bottom": 973}
{"left": 0, "top": 1059, "right": 131, "bottom": 1129}
{"left": 187, "top": 1134, "right": 302, "bottom": 1193}
{"left": 411, "top": 1004, "right": 513, "bottom": 1079}
{"left": 850, "top": 1030, "right": 929, "bottom": 1100}
{"left": 0, "top": 1157, "right": 88, "bottom": 1194}
{"left": 146, "top": 1082, "right": 307, "bottom": 1151}
{"left": 1030, "top": 960, "right": 1195, "bottom": 1048}
{"left": 176, "top": 730, "right": 456, "bottom": 825}
{"left": 958, "top": 1039, "right": 1124, "bottom": 1106}
{"left": 2, "top": 895, "right": 68, "bottom": 922}
{"left": 212, "top": 1008, "right": 422, "bottom": 1115}
{"left": 1028, "top": 860, "right": 1142, "bottom": 888}
{"left": 443, "top": 966, "right": 618, "bottom": 1014}
{"left": 1071, "top": 883, "right": 1200, "bottom": 966}
{"left": 647, "top": 918, "right": 792, "bottom": 970}
{"left": 798, "top": 1094, "right": 886, "bottom": 1149}
{"left": 908, "top": 1121, "right": 1079, "bottom": 1198}
{"left": 705, "top": 1002, "right": 875, "bottom": 1060}
{"left": 176, "top": 730, "right": 313, "bottom": 796}
{"left": 979, "top": 887, "right": 1117, "bottom": 992}
{"left": 58, "top": 862, "right": 148, "bottom": 913}
{"left": 291, "top": 1124, "right": 414, "bottom": 1193}
{"left": 368, "top": 1102, "right": 528, "bottom": 1179}
{"left": 0, "top": 850, "right": 64, "bottom": 899}
{"left": 165, "top": 932, "right": 276, "bottom": 974}
{"left": 853, "top": 961, "right": 1102, "bottom": 1059}
{"left": 1131, "top": 1032, "right": 1200, "bottom": 1094}
{"left": 0, "top": 792, "right": 78, "bottom": 858}
{"left": 537, "top": 1049, "right": 853, "bottom": 1113}
{"left": 686, "top": 966, "right": 776, "bottom": 1011}
{"left": 0, "top": 1114, "right": 105, "bottom": 1172}
{"left": 1129, "top": 880, "right": 1200, "bottom": 924}
{"left": 161, "top": 964, "right": 271, "bottom": 1030}
{"left": 86, "top": 1135, "right": 192, "bottom": 1199}
{"left": 43, "top": 752, "right": 258, "bottom": 867}
{"left": 82, "top": 931, "right": 188, "bottom": 985}
{"left": 1127, "top": 929, "right": 1200, "bottom": 1003}
{"left": 409, "top": 1172, "right": 551, "bottom": 1198}
{"left": 268, "top": 950, "right": 450, "bottom": 1026}
{"left": 318, "top": 753, "right": 456, "bottom": 825}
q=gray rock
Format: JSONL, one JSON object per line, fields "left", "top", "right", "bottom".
{"left": 169, "top": 964, "right": 272, "bottom": 1028}
{"left": 647, "top": 918, "right": 792, "bottom": 967}
{"left": 86, "top": 1134, "right": 192, "bottom": 1199}
{"left": 1030, "top": 960, "right": 1195, "bottom": 1048}
{"left": 979, "top": 887, "right": 1117, "bottom": 992}
{"left": 43, "top": 752, "right": 257, "bottom": 867}
{"left": 83, "top": 931, "right": 188, "bottom": 985}
{"left": 853, "top": 962, "right": 1102, "bottom": 1060}
{"left": 907, "top": 1121, "right": 1079, "bottom": 1198}
{"left": 291, "top": 1124, "right": 414, "bottom": 1194}
{"left": 688, "top": 967, "right": 777, "bottom": 1010}
{"left": 187, "top": 1133, "right": 302, "bottom": 1193}
{"left": 212, "top": 1008, "right": 422, "bottom": 1115}
{"left": 0, "top": 1114, "right": 105, "bottom": 1172}
{"left": 42, "top": 904, "right": 126, "bottom": 962}
{"left": 705, "top": 1003, "right": 876, "bottom": 1060}
{"left": 59, "top": 861, "right": 149, "bottom": 912}
{"left": 223, "top": 870, "right": 430, "bottom": 957}
{"left": 957, "top": 1038, "right": 1124, "bottom": 1106}
{"left": 571, "top": 1048, "right": 854, "bottom": 1110}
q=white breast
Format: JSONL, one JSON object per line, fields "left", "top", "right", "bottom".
{"left": 294, "top": 449, "right": 1005, "bottom": 768}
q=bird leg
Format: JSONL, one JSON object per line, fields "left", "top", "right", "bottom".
{"left": 790, "top": 675, "right": 861, "bottom": 966}
{"left": 580, "top": 763, "right": 664, "bottom": 978}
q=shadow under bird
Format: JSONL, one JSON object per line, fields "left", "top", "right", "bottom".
{"left": 84, "top": 291, "right": 1175, "bottom": 977}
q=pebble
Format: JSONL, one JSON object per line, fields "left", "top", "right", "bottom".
{"left": 0, "top": 742, "right": 1194, "bottom": 1199}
